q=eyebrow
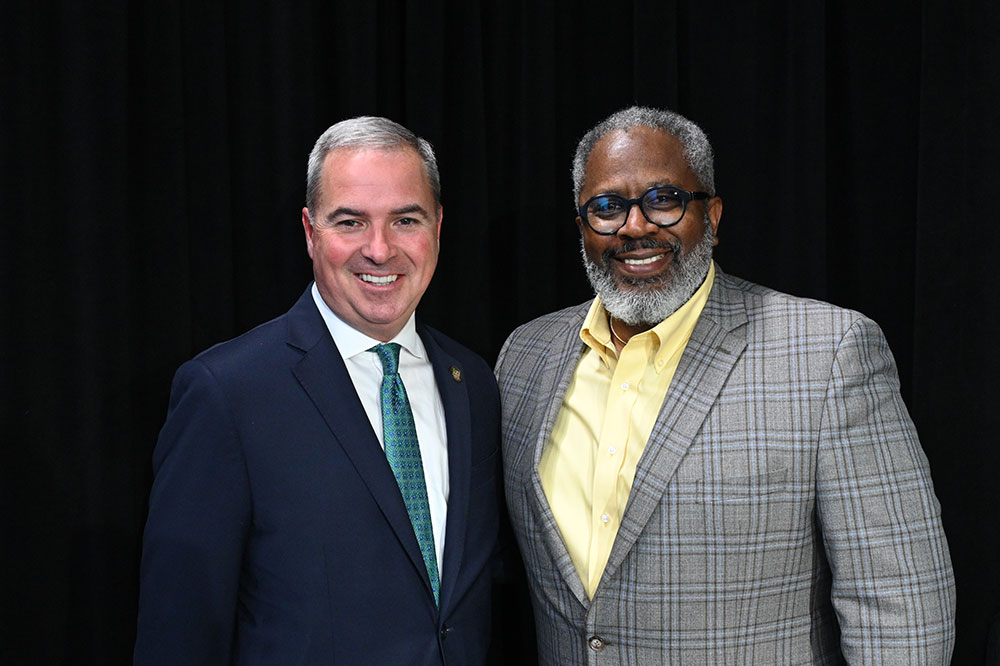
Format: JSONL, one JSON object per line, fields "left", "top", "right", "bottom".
{"left": 324, "top": 203, "right": 431, "bottom": 222}
{"left": 590, "top": 181, "right": 681, "bottom": 197}
{"left": 389, "top": 204, "right": 431, "bottom": 217}
{"left": 326, "top": 207, "right": 365, "bottom": 221}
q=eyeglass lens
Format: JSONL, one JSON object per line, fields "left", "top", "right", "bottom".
{"left": 584, "top": 187, "right": 687, "bottom": 232}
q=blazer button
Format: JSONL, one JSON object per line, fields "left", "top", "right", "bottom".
{"left": 440, "top": 625, "right": 452, "bottom": 641}
{"left": 588, "top": 635, "right": 605, "bottom": 651}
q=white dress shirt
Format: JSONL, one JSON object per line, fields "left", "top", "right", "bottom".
{"left": 311, "top": 284, "right": 449, "bottom": 573}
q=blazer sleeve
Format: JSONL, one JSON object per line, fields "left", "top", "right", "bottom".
{"left": 134, "top": 359, "right": 252, "bottom": 665}
{"left": 815, "top": 316, "right": 956, "bottom": 664}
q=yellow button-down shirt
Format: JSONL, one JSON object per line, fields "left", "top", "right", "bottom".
{"left": 539, "top": 262, "right": 715, "bottom": 597}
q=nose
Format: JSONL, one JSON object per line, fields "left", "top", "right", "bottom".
{"left": 617, "top": 201, "right": 658, "bottom": 238}
{"left": 361, "top": 224, "right": 396, "bottom": 264}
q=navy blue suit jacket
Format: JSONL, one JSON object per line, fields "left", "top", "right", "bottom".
{"left": 135, "top": 288, "right": 503, "bottom": 665}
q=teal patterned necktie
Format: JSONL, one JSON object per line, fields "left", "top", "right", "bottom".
{"left": 370, "top": 342, "right": 440, "bottom": 606}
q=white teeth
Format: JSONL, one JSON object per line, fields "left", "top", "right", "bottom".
{"left": 623, "top": 255, "right": 663, "bottom": 265}
{"left": 360, "top": 274, "right": 398, "bottom": 285}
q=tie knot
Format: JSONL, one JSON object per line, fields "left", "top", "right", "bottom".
{"left": 370, "top": 342, "right": 402, "bottom": 375}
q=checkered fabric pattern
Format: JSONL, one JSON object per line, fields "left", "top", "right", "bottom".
{"left": 495, "top": 267, "right": 955, "bottom": 665}
{"left": 371, "top": 342, "right": 440, "bottom": 606}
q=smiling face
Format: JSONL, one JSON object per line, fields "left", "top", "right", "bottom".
{"left": 302, "top": 147, "right": 442, "bottom": 341}
{"left": 577, "top": 126, "right": 722, "bottom": 328}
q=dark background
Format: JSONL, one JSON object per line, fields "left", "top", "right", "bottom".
{"left": 3, "top": 1, "right": 998, "bottom": 663}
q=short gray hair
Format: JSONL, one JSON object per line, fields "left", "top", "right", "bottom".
{"left": 305, "top": 116, "right": 441, "bottom": 218}
{"left": 571, "top": 106, "right": 715, "bottom": 204}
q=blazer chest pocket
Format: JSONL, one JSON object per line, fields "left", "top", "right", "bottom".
{"left": 692, "top": 468, "right": 795, "bottom": 538}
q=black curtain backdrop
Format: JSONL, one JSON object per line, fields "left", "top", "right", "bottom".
{"left": 3, "top": 1, "right": 999, "bottom": 664}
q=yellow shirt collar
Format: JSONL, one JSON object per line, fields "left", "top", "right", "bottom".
{"left": 580, "top": 261, "right": 716, "bottom": 371}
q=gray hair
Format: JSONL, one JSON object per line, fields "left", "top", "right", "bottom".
{"left": 571, "top": 106, "right": 716, "bottom": 204}
{"left": 305, "top": 116, "right": 441, "bottom": 218}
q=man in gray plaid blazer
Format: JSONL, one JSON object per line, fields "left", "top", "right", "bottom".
{"left": 495, "top": 106, "right": 955, "bottom": 664}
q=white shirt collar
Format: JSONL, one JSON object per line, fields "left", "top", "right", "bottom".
{"left": 310, "top": 282, "right": 425, "bottom": 362}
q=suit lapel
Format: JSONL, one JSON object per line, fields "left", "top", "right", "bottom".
{"left": 526, "top": 306, "right": 593, "bottom": 607}
{"left": 419, "top": 324, "right": 470, "bottom": 614}
{"left": 600, "top": 269, "right": 748, "bottom": 585}
{"left": 286, "top": 291, "right": 434, "bottom": 605}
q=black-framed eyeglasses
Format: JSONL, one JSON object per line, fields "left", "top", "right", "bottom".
{"left": 578, "top": 185, "right": 711, "bottom": 235}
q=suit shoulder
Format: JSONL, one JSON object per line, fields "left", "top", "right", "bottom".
{"left": 420, "top": 324, "right": 495, "bottom": 378}
{"left": 183, "top": 312, "right": 293, "bottom": 383}
{"left": 495, "top": 301, "right": 590, "bottom": 381}
{"left": 196, "top": 313, "right": 287, "bottom": 361}
{"left": 719, "top": 271, "right": 873, "bottom": 336}
{"left": 502, "top": 301, "right": 591, "bottom": 349}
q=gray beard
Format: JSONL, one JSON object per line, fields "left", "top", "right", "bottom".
{"left": 581, "top": 219, "right": 715, "bottom": 327}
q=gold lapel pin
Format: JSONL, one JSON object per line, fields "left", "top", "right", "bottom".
{"left": 450, "top": 366, "right": 462, "bottom": 382}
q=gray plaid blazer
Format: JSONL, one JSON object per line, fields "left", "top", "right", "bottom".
{"left": 496, "top": 267, "right": 955, "bottom": 665}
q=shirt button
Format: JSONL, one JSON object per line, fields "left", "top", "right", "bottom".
{"left": 621, "top": 382, "right": 629, "bottom": 391}
{"left": 601, "top": 513, "right": 610, "bottom": 524}
{"left": 588, "top": 636, "right": 606, "bottom": 651}
{"left": 608, "top": 446, "right": 617, "bottom": 455}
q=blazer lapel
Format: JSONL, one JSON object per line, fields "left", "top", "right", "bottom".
{"left": 286, "top": 291, "right": 434, "bottom": 604}
{"left": 419, "top": 325, "right": 470, "bottom": 614}
{"left": 601, "top": 269, "right": 749, "bottom": 586}
{"left": 526, "top": 305, "right": 593, "bottom": 607}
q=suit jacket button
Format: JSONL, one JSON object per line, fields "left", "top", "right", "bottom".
{"left": 440, "top": 625, "right": 451, "bottom": 641}
{"left": 588, "top": 635, "right": 605, "bottom": 651}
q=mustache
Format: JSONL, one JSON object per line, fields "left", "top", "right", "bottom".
{"left": 602, "top": 239, "right": 680, "bottom": 263}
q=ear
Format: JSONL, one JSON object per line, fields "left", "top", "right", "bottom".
{"left": 302, "top": 207, "right": 316, "bottom": 258}
{"left": 706, "top": 197, "right": 723, "bottom": 246}
{"left": 575, "top": 215, "right": 584, "bottom": 234}
{"left": 435, "top": 205, "right": 443, "bottom": 240}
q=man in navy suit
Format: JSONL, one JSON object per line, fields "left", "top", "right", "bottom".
{"left": 135, "top": 117, "right": 504, "bottom": 665}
